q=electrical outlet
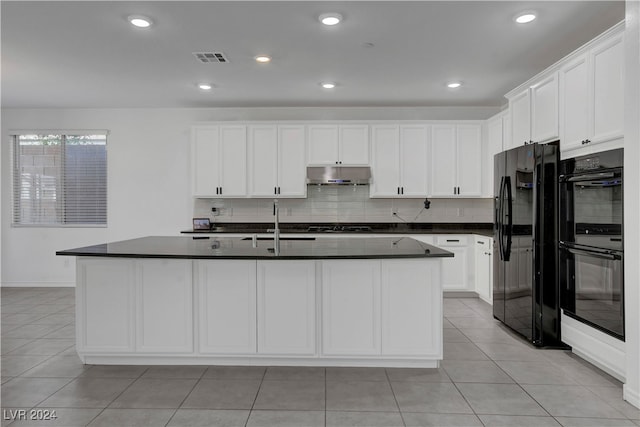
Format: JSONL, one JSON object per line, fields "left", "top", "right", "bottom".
{"left": 457, "top": 208, "right": 464, "bottom": 217}
{"left": 211, "top": 207, "right": 220, "bottom": 216}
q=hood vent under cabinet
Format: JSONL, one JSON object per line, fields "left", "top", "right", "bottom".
{"left": 306, "top": 166, "right": 371, "bottom": 185}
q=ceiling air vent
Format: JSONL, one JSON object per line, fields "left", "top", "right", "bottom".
{"left": 193, "top": 52, "right": 229, "bottom": 63}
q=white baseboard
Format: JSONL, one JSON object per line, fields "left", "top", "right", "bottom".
{"left": 1, "top": 282, "right": 75, "bottom": 288}
{"left": 623, "top": 384, "right": 640, "bottom": 409}
{"left": 561, "top": 312, "right": 626, "bottom": 381}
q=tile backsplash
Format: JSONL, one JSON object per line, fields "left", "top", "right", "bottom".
{"left": 194, "top": 185, "right": 493, "bottom": 224}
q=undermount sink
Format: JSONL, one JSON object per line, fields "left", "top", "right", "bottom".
{"left": 241, "top": 237, "right": 316, "bottom": 241}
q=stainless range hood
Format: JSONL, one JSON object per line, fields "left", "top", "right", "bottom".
{"left": 306, "top": 166, "right": 371, "bottom": 185}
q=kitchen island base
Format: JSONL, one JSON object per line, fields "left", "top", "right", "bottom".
{"left": 74, "top": 256, "right": 443, "bottom": 367}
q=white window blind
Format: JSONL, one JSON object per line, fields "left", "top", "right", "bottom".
{"left": 12, "top": 133, "right": 107, "bottom": 226}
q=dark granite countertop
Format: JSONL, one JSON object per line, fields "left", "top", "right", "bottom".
{"left": 57, "top": 236, "right": 453, "bottom": 260}
{"left": 182, "top": 222, "right": 493, "bottom": 237}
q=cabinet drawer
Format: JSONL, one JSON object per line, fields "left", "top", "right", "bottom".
{"left": 436, "top": 235, "right": 468, "bottom": 246}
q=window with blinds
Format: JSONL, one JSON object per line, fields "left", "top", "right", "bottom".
{"left": 12, "top": 133, "right": 107, "bottom": 226}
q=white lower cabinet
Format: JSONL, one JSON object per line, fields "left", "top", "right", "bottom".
{"left": 197, "top": 260, "right": 257, "bottom": 354}
{"left": 381, "top": 259, "right": 441, "bottom": 356}
{"left": 77, "top": 258, "right": 135, "bottom": 353}
{"left": 136, "top": 259, "right": 193, "bottom": 353}
{"left": 436, "top": 235, "right": 471, "bottom": 291}
{"left": 322, "top": 260, "right": 381, "bottom": 355}
{"left": 257, "top": 260, "right": 316, "bottom": 355}
{"left": 474, "top": 236, "right": 493, "bottom": 303}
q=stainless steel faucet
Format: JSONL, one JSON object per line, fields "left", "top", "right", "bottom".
{"left": 267, "top": 199, "right": 280, "bottom": 255}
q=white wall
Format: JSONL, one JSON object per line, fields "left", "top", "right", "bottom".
{"left": 624, "top": 0, "right": 640, "bottom": 409}
{"left": 1, "top": 106, "right": 499, "bottom": 286}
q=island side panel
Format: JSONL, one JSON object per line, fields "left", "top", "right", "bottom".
{"left": 381, "top": 259, "right": 443, "bottom": 357}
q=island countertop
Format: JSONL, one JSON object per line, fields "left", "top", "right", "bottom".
{"left": 56, "top": 236, "right": 453, "bottom": 260}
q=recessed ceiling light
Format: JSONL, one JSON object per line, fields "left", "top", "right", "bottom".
{"left": 447, "top": 82, "right": 462, "bottom": 89}
{"left": 319, "top": 13, "right": 343, "bottom": 26}
{"left": 255, "top": 55, "right": 272, "bottom": 63}
{"left": 321, "top": 82, "right": 336, "bottom": 89}
{"left": 514, "top": 12, "right": 536, "bottom": 24}
{"left": 198, "top": 83, "right": 213, "bottom": 91}
{"left": 128, "top": 15, "right": 153, "bottom": 28}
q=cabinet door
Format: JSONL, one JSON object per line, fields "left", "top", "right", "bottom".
{"left": 308, "top": 125, "right": 339, "bottom": 164}
{"left": 136, "top": 259, "right": 193, "bottom": 353}
{"left": 591, "top": 34, "right": 624, "bottom": 144}
{"left": 257, "top": 261, "right": 316, "bottom": 355}
{"left": 430, "top": 125, "right": 456, "bottom": 197}
{"left": 436, "top": 234, "right": 470, "bottom": 291}
{"left": 248, "top": 125, "right": 278, "bottom": 197}
{"left": 219, "top": 125, "right": 247, "bottom": 197}
{"left": 510, "top": 89, "right": 531, "bottom": 147}
{"left": 382, "top": 259, "right": 441, "bottom": 356}
{"left": 502, "top": 114, "right": 512, "bottom": 150}
{"left": 485, "top": 115, "right": 505, "bottom": 198}
{"left": 531, "top": 73, "right": 559, "bottom": 143}
{"left": 278, "top": 125, "right": 307, "bottom": 197}
{"left": 370, "top": 125, "right": 400, "bottom": 197}
{"left": 339, "top": 124, "right": 370, "bottom": 165}
{"left": 197, "top": 260, "right": 257, "bottom": 354}
{"left": 400, "top": 125, "right": 429, "bottom": 197}
{"left": 192, "top": 126, "right": 220, "bottom": 197}
{"left": 322, "top": 260, "right": 381, "bottom": 356}
{"left": 77, "top": 258, "right": 135, "bottom": 353}
{"left": 474, "top": 238, "right": 493, "bottom": 303}
{"left": 440, "top": 246, "right": 469, "bottom": 291}
{"left": 456, "top": 125, "right": 483, "bottom": 197}
{"left": 560, "top": 54, "right": 590, "bottom": 152}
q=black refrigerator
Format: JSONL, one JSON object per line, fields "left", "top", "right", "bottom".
{"left": 493, "top": 142, "right": 563, "bottom": 347}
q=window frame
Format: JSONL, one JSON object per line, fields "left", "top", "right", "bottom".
{"left": 10, "top": 130, "right": 109, "bottom": 228}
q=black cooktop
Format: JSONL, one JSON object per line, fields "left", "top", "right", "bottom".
{"left": 307, "top": 225, "right": 373, "bottom": 233}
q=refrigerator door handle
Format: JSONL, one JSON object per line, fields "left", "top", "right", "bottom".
{"left": 496, "top": 176, "right": 505, "bottom": 260}
{"left": 504, "top": 176, "right": 513, "bottom": 261}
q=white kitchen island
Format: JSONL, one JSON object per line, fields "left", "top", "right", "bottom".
{"left": 57, "top": 236, "right": 452, "bottom": 367}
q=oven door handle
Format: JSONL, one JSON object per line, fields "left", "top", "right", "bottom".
{"left": 566, "top": 172, "right": 616, "bottom": 182}
{"left": 563, "top": 246, "right": 622, "bottom": 261}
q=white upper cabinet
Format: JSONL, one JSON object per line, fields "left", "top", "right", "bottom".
{"left": 370, "top": 125, "right": 400, "bottom": 197}
{"left": 307, "top": 124, "right": 369, "bottom": 165}
{"left": 531, "top": 73, "right": 559, "bottom": 143}
{"left": 430, "top": 124, "right": 482, "bottom": 198}
{"left": 591, "top": 33, "right": 624, "bottom": 145}
{"left": 508, "top": 73, "right": 559, "bottom": 148}
{"left": 560, "top": 32, "right": 624, "bottom": 157}
{"left": 191, "top": 125, "right": 247, "bottom": 198}
{"left": 370, "top": 124, "right": 429, "bottom": 198}
{"left": 249, "top": 124, "right": 306, "bottom": 198}
{"left": 400, "top": 125, "right": 430, "bottom": 196}
{"left": 484, "top": 112, "right": 507, "bottom": 198}
{"left": 509, "top": 89, "right": 531, "bottom": 149}
{"left": 559, "top": 53, "right": 590, "bottom": 151}
{"left": 248, "top": 125, "right": 278, "bottom": 197}
{"left": 277, "top": 125, "right": 307, "bottom": 197}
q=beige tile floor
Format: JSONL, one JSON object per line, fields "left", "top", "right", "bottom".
{"left": 1, "top": 288, "right": 639, "bottom": 426}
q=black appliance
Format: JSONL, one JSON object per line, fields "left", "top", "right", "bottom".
{"left": 559, "top": 148, "right": 624, "bottom": 340}
{"left": 307, "top": 225, "right": 373, "bottom": 233}
{"left": 493, "top": 142, "right": 563, "bottom": 346}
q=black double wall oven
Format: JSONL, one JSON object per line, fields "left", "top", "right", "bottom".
{"left": 559, "top": 148, "right": 624, "bottom": 340}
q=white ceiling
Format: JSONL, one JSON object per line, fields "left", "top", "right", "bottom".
{"left": 1, "top": 1, "right": 625, "bottom": 109}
